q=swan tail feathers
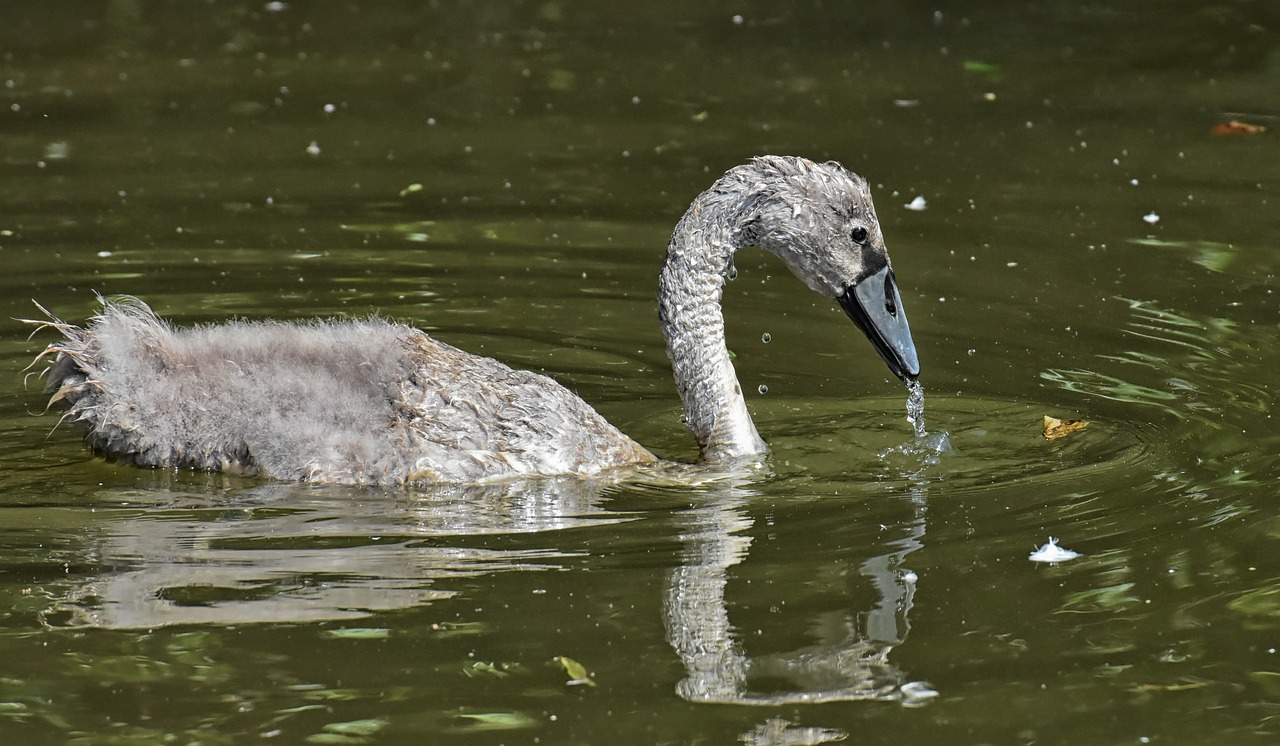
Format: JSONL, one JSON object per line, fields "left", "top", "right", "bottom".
{"left": 23, "top": 296, "right": 170, "bottom": 463}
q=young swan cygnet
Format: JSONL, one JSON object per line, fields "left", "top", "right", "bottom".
{"left": 28, "top": 156, "right": 919, "bottom": 484}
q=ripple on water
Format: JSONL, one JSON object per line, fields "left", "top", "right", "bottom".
{"left": 752, "top": 393, "right": 1169, "bottom": 502}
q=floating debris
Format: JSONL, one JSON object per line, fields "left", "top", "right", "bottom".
{"left": 552, "top": 655, "right": 596, "bottom": 687}
{"left": 1029, "top": 537, "right": 1081, "bottom": 563}
{"left": 1043, "top": 415, "right": 1087, "bottom": 440}
{"left": 904, "top": 196, "right": 927, "bottom": 211}
{"left": 1142, "top": 211, "right": 1160, "bottom": 225}
{"left": 1211, "top": 120, "right": 1265, "bottom": 136}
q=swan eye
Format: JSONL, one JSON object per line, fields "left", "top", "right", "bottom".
{"left": 851, "top": 226, "right": 869, "bottom": 244}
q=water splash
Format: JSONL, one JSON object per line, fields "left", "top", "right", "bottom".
{"left": 905, "top": 380, "right": 927, "bottom": 438}
{"left": 879, "top": 380, "right": 952, "bottom": 472}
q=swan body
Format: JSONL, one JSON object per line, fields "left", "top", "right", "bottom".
{"left": 28, "top": 156, "right": 919, "bottom": 485}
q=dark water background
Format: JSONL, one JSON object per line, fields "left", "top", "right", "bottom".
{"left": 2, "top": 1, "right": 1279, "bottom": 743}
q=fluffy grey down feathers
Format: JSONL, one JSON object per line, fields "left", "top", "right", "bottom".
{"left": 31, "top": 298, "right": 654, "bottom": 484}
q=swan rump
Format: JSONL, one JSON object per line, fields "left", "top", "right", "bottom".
{"left": 25, "top": 297, "right": 655, "bottom": 484}
{"left": 26, "top": 155, "right": 920, "bottom": 484}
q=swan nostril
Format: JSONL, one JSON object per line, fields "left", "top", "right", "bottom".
{"left": 884, "top": 272, "right": 899, "bottom": 316}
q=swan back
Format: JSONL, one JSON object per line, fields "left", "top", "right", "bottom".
{"left": 34, "top": 298, "right": 653, "bottom": 484}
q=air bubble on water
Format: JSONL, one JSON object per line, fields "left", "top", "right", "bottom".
{"left": 758, "top": 384, "right": 768, "bottom": 395}
{"left": 761, "top": 332, "right": 771, "bottom": 343}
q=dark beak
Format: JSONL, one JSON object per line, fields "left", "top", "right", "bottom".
{"left": 837, "top": 266, "right": 920, "bottom": 384}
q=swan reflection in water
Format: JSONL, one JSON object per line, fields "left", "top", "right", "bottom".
{"left": 665, "top": 477, "right": 933, "bottom": 707}
{"left": 37, "top": 465, "right": 934, "bottom": 734}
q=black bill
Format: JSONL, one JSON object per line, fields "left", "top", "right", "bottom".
{"left": 837, "top": 265, "right": 920, "bottom": 384}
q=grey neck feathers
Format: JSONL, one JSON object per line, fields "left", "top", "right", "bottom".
{"left": 659, "top": 192, "right": 767, "bottom": 462}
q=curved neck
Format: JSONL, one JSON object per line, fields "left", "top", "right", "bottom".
{"left": 659, "top": 200, "right": 766, "bottom": 462}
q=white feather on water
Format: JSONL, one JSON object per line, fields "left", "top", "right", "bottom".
{"left": 1029, "top": 537, "right": 1082, "bottom": 563}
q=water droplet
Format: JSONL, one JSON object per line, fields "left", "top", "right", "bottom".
{"left": 967, "top": 348, "right": 976, "bottom": 356}
{"left": 905, "top": 380, "right": 926, "bottom": 438}
{"left": 761, "top": 332, "right": 771, "bottom": 343}
{"left": 757, "top": 384, "right": 768, "bottom": 395}
{"left": 725, "top": 263, "right": 738, "bottom": 281}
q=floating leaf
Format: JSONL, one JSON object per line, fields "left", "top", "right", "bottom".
{"left": 553, "top": 655, "right": 596, "bottom": 687}
{"left": 1043, "top": 415, "right": 1088, "bottom": 440}
{"left": 1211, "top": 120, "right": 1266, "bottom": 135}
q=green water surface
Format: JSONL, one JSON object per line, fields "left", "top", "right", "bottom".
{"left": 2, "top": 2, "right": 1279, "bottom": 744}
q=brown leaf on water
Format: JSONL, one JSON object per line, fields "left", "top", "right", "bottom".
{"left": 1211, "top": 120, "right": 1266, "bottom": 135}
{"left": 1043, "top": 415, "right": 1088, "bottom": 440}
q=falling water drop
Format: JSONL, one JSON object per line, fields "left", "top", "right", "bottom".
{"left": 758, "top": 384, "right": 768, "bottom": 395}
{"left": 725, "top": 262, "right": 738, "bottom": 281}
{"left": 905, "top": 379, "right": 926, "bottom": 438}
{"left": 761, "top": 332, "right": 771, "bottom": 343}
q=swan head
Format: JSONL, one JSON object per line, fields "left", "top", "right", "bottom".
{"left": 729, "top": 156, "right": 920, "bottom": 383}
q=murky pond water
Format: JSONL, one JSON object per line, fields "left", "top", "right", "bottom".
{"left": 2, "top": 2, "right": 1279, "bottom": 743}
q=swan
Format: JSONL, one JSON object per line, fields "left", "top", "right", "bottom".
{"left": 26, "top": 156, "right": 920, "bottom": 485}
